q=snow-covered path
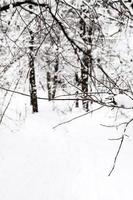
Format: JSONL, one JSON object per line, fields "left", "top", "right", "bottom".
{"left": 0, "top": 102, "right": 133, "bottom": 200}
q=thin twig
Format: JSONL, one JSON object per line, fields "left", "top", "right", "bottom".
{"left": 109, "top": 136, "right": 124, "bottom": 141}
{"left": 0, "top": 86, "right": 133, "bottom": 109}
{"left": 53, "top": 106, "right": 104, "bottom": 129}
{"left": 0, "top": 79, "right": 20, "bottom": 124}
{"left": 108, "top": 134, "right": 125, "bottom": 176}
{"left": 124, "top": 118, "right": 133, "bottom": 133}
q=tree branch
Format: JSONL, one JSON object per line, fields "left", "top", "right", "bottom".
{"left": 108, "top": 134, "right": 125, "bottom": 176}
{"left": 0, "top": 0, "right": 47, "bottom": 12}
{"left": 53, "top": 105, "right": 104, "bottom": 129}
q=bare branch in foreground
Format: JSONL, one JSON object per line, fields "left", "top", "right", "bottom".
{"left": 53, "top": 106, "right": 104, "bottom": 129}
{"left": 1, "top": 86, "right": 133, "bottom": 110}
{"left": 124, "top": 118, "right": 133, "bottom": 133}
{"left": 108, "top": 134, "right": 125, "bottom": 176}
{"left": 0, "top": 79, "right": 20, "bottom": 124}
{"left": 109, "top": 135, "right": 129, "bottom": 141}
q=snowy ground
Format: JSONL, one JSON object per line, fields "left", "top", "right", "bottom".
{"left": 0, "top": 98, "right": 133, "bottom": 200}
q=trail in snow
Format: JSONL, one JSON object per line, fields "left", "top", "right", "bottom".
{"left": 0, "top": 100, "right": 133, "bottom": 200}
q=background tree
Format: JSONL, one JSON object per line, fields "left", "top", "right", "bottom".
{"left": 0, "top": 0, "right": 133, "bottom": 127}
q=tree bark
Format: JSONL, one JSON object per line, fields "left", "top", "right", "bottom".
{"left": 79, "top": 14, "right": 93, "bottom": 111}
{"left": 29, "top": 30, "right": 38, "bottom": 112}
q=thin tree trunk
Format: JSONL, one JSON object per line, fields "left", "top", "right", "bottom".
{"left": 47, "top": 71, "right": 52, "bottom": 101}
{"left": 29, "top": 30, "right": 38, "bottom": 112}
{"left": 79, "top": 15, "right": 93, "bottom": 111}
{"left": 51, "top": 44, "right": 59, "bottom": 99}
{"left": 47, "top": 34, "right": 60, "bottom": 100}
{"left": 75, "top": 72, "right": 79, "bottom": 108}
{"left": 81, "top": 49, "right": 91, "bottom": 111}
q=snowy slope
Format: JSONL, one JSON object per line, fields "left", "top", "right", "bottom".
{"left": 0, "top": 100, "right": 133, "bottom": 200}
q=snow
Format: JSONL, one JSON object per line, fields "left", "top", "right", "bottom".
{"left": 114, "top": 94, "right": 133, "bottom": 108}
{"left": 0, "top": 99, "right": 133, "bottom": 200}
{"left": 1, "top": 1, "right": 133, "bottom": 199}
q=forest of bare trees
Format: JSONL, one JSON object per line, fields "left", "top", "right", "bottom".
{"left": 0, "top": 0, "right": 133, "bottom": 117}
{"left": 1, "top": 0, "right": 133, "bottom": 187}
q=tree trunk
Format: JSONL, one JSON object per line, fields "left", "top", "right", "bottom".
{"left": 75, "top": 72, "right": 79, "bottom": 108}
{"left": 81, "top": 49, "right": 91, "bottom": 111}
{"left": 29, "top": 30, "right": 38, "bottom": 113}
{"left": 79, "top": 14, "right": 93, "bottom": 111}
{"left": 47, "top": 71, "right": 52, "bottom": 101}
{"left": 46, "top": 35, "right": 60, "bottom": 100}
{"left": 51, "top": 44, "right": 59, "bottom": 99}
